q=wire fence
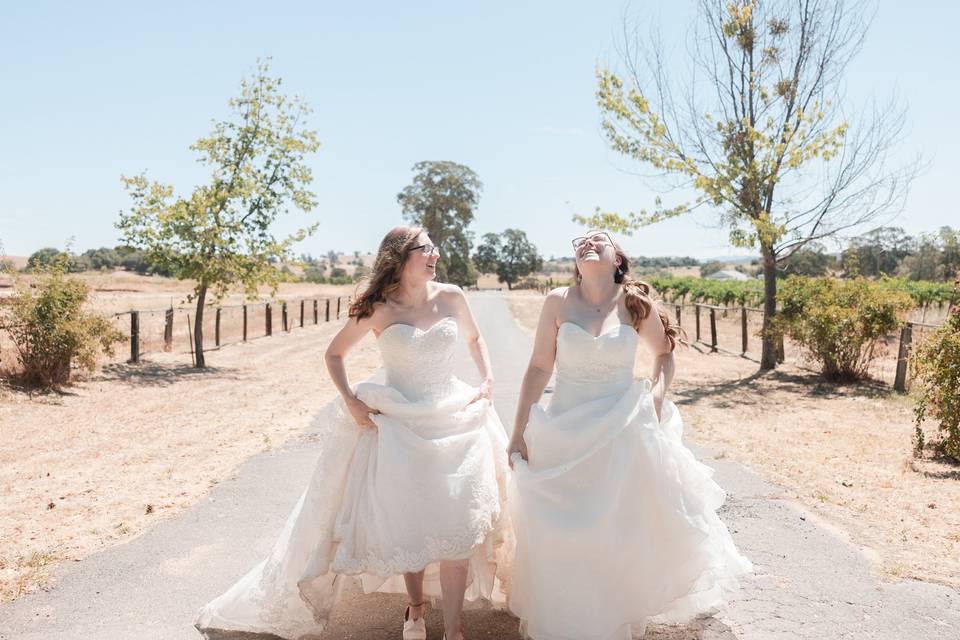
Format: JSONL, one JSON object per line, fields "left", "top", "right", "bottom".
{"left": 664, "top": 302, "right": 943, "bottom": 389}
{"left": 0, "top": 295, "right": 351, "bottom": 371}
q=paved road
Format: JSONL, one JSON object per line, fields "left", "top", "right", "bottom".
{"left": 2, "top": 291, "right": 957, "bottom": 639}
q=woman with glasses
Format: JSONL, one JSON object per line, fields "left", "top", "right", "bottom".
{"left": 506, "top": 231, "right": 752, "bottom": 640}
{"left": 196, "top": 226, "right": 513, "bottom": 640}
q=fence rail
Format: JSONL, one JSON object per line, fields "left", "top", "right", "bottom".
{"left": 1, "top": 295, "right": 351, "bottom": 369}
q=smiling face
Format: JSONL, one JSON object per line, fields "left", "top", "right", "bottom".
{"left": 400, "top": 231, "right": 440, "bottom": 283}
{"left": 573, "top": 231, "right": 621, "bottom": 277}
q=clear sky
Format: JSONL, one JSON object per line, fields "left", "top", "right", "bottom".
{"left": 1, "top": 1, "right": 956, "bottom": 261}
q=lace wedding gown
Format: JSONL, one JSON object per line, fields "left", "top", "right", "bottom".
{"left": 508, "top": 322, "right": 752, "bottom": 640}
{"left": 195, "top": 316, "right": 513, "bottom": 639}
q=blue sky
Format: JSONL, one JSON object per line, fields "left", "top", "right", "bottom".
{"left": 0, "top": 1, "right": 956, "bottom": 260}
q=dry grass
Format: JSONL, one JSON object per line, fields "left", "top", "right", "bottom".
{"left": 505, "top": 290, "right": 960, "bottom": 589}
{"left": 0, "top": 309, "right": 380, "bottom": 602}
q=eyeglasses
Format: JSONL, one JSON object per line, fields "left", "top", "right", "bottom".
{"left": 409, "top": 243, "right": 439, "bottom": 256}
{"left": 571, "top": 232, "right": 613, "bottom": 252}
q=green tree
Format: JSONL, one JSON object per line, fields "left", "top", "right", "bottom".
{"left": 397, "top": 161, "right": 482, "bottom": 287}
{"left": 779, "top": 243, "right": 834, "bottom": 277}
{"left": 474, "top": 229, "right": 544, "bottom": 290}
{"left": 938, "top": 226, "right": 960, "bottom": 281}
{"left": 841, "top": 227, "right": 912, "bottom": 277}
{"left": 27, "top": 247, "right": 69, "bottom": 272}
{"left": 699, "top": 261, "right": 725, "bottom": 278}
{"left": 581, "top": 1, "right": 916, "bottom": 370}
{"left": 898, "top": 234, "right": 943, "bottom": 281}
{"left": 117, "top": 61, "right": 319, "bottom": 367}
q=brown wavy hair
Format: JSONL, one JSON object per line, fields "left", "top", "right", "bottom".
{"left": 348, "top": 226, "right": 424, "bottom": 321}
{"left": 574, "top": 237, "right": 687, "bottom": 351}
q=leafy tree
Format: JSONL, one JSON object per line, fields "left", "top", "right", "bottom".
{"left": 841, "top": 227, "right": 912, "bottom": 277}
{"left": 699, "top": 261, "right": 725, "bottom": 278}
{"left": 898, "top": 234, "right": 943, "bottom": 281}
{"left": 474, "top": 229, "right": 543, "bottom": 289}
{"left": 27, "top": 248, "right": 69, "bottom": 272}
{"left": 779, "top": 243, "right": 834, "bottom": 277}
{"left": 397, "top": 161, "right": 482, "bottom": 287}
{"left": 580, "top": 1, "right": 916, "bottom": 370}
{"left": 938, "top": 226, "right": 960, "bottom": 281}
{"left": 117, "top": 61, "right": 320, "bottom": 367}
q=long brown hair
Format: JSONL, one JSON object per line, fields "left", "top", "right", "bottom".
{"left": 574, "top": 238, "right": 687, "bottom": 351}
{"left": 348, "top": 226, "right": 424, "bottom": 320}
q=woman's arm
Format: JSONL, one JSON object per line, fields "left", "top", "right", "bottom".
{"left": 324, "top": 312, "right": 381, "bottom": 428}
{"left": 636, "top": 301, "right": 675, "bottom": 421}
{"left": 446, "top": 286, "right": 494, "bottom": 399}
{"left": 507, "top": 289, "right": 564, "bottom": 465}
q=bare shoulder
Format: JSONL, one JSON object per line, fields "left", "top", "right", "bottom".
{"left": 360, "top": 300, "right": 391, "bottom": 330}
{"left": 539, "top": 286, "right": 569, "bottom": 320}
{"left": 544, "top": 286, "right": 570, "bottom": 307}
{"left": 434, "top": 281, "right": 466, "bottom": 299}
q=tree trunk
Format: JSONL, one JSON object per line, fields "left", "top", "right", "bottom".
{"left": 194, "top": 284, "right": 207, "bottom": 368}
{"left": 760, "top": 244, "right": 778, "bottom": 371}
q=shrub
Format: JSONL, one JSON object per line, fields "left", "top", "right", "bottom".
{"left": 911, "top": 278, "right": 960, "bottom": 460}
{"left": 6, "top": 268, "right": 125, "bottom": 387}
{"left": 776, "top": 276, "right": 914, "bottom": 382}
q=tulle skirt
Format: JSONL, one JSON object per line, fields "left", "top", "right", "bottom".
{"left": 195, "top": 379, "right": 514, "bottom": 640}
{"left": 508, "top": 379, "right": 752, "bottom": 640}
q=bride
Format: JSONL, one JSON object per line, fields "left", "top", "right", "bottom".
{"left": 506, "top": 230, "right": 752, "bottom": 640}
{"left": 195, "top": 226, "right": 513, "bottom": 640}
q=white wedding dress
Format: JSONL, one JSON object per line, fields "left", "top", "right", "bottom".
{"left": 195, "top": 316, "right": 514, "bottom": 639}
{"left": 508, "top": 322, "right": 753, "bottom": 640}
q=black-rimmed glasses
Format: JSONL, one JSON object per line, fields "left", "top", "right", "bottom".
{"left": 409, "top": 243, "right": 440, "bottom": 256}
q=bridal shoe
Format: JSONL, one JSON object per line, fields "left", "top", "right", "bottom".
{"left": 402, "top": 605, "right": 427, "bottom": 640}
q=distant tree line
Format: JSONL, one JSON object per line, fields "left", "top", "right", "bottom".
{"left": 21, "top": 245, "right": 177, "bottom": 276}
{"left": 779, "top": 226, "right": 960, "bottom": 280}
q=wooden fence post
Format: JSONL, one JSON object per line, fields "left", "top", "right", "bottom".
{"left": 675, "top": 304, "right": 681, "bottom": 327}
{"left": 282, "top": 302, "right": 288, "bottom": 332}
{"left": 325, "top": 299, "right": 331, "bottom": 322}
{"left": 266, "top": 303, "right": 272, "bottom": 336}
{"left": 741, "top": 306, "right": 748, "bottom": 354}
{"left": 163, "top": 307, "right": 173, "bottom": 352}
{"left": 300, "top": 300, "right": 305, "bottom": 328}
{"left": 313, "top": 299, "right": 318, "bottom": 324}
{"left": 695, "top": 305, "right": 701, "bottom": 342}
{"left": 215, "top": 308, "right": 221, "bottom": 347}
{"left": 894, "top": 323, "right": 913, "bottom": 392}
{"left": 709, "top": 307, "right": 718, "bottom": 352}
{"left": 242, "top": 304, "right": 248, "bottom": 342}
{"left": 129, "top": 311, "right": 140, "bottom": 363}
{"left": 336, "top": 297, "right": 341, "bottom": 319}
{"left": 776, "top": 334, "right": 785, "bottom": 364}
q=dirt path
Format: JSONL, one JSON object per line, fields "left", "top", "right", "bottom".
{"left": 0, "top": 317, "right": 380, "bottom": 602}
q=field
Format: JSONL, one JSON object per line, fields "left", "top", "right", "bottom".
{"left": 505, "top": 290, "right": 960, "bottom": 590}
{"left": 0, "top": 272, "right": 376, "bottom": 602}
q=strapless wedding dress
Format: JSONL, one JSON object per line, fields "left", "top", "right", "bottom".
{"left": 508, "top": 322, "right": 752, "bottom": 640}
{"left": 195, "top": 316, "right": 513, "bottom": 639}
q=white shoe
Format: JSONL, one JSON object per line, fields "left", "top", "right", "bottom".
{"left": 402, "top": 605, "right": 427, "bottom": 640}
